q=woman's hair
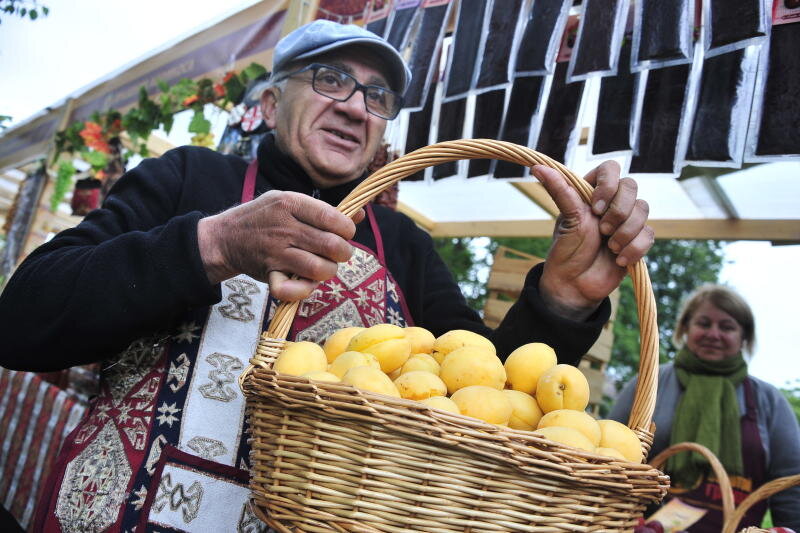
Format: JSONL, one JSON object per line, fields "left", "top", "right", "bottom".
{"left": 672, "top": 285, "right": 756, "bottom": 355}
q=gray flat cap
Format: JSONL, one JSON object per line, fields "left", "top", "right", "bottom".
{"left": 271, "top": 19, "right": 412, "bottom": 94}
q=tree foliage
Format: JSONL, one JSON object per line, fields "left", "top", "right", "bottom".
{"left": 432, "top": 238, "right": 487, "bottom": 310}
{"left": 780, "top": 381, "right": 800, "bottom": 424}
{"left": 0, "top": 0, "right": 48, "bottom": 24}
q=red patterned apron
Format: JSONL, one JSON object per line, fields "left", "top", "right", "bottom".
{"left": 32, "top": 159, "right": 413, "bottom": 532}
{"left": 668, "top": 378, "right": 769, "bottom": 531}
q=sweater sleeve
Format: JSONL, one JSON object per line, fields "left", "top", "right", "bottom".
{"left": 0, "top": 150, "right": 220, "bottom": 372}
{"left": 763, "top": 385, "right": 800, "bottom": 529}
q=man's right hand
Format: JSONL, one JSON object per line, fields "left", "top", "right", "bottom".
{"left": 197, "top": 190, "right": 358, "bottom": 301}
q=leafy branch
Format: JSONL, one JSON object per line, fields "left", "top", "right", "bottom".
{"left": 0, "top": 0, "right": 48, "bottom": 24}
{"left": 49, "top": 63, "right": 268, "bottom": 210}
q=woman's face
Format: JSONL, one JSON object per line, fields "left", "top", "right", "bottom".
{"left": 685, "top": 300, "right": 744, "bottom": 361}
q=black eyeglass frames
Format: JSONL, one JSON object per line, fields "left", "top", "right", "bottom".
{"left": 274, "top": 63, "right": 404, "bottom": 120}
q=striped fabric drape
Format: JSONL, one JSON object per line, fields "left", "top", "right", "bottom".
{"left": 0, "top": 369, "right": 86, "bottom": 530}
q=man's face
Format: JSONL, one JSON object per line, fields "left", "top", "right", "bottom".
{"left": 263, "top": 48, "right": 391, "bottom": 189}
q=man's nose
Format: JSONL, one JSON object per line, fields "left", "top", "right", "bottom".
{"left": 334, "top": 88, "right": 369, "bottom": 120}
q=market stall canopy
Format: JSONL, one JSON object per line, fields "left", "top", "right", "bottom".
{"left": 0, "top": 0, "right": 798, "bottom": 246}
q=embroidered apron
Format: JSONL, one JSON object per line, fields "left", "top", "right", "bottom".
{"left": 33, "top": 160, "right": 412, "bottom": 532}
{"left": 668, "top": 378, "right": 769, "bottom": 532}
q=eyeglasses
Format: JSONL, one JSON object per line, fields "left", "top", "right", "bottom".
{"left": 274, "top": 63, "right": 404, "bottom": 120}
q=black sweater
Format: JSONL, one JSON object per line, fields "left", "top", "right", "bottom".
{"left": 0, "top": 136, "right": 609, "bottom": 372}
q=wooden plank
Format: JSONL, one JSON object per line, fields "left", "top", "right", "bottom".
{"left": 511, "top": 182, "right": 559, "bottom": 218}
{"left": 578, "top": 363, "right": 606, "bottom": 403}
{"left": 585, "top": 326, "right": 614, "bottom": 363}
{"left": 119, "top": 132, "right": 175, "bottom": 159}
{"left": 495, "top": 245, "right": 543, "bottom": 262}
{"left": 0, "top": 187, "right": 16, "bottom": 201}
{"left": 486, "top": 270, "right": 528, "bottom": 294}
{"left": 428, "top": 218, "right": 800, "bottom": 242}
{"left": 492, "top": 253, "right": 543, "bottom": 275}
{"left": 608, "top": 288, "right": 620, "bottom": 323}
{"left": 432, "top": 219, "right": 556, "bottom": 238}
{"left": 486, "top": 247, "right": 544, "bottom": 294}
{"left": 581, "top": 354, "right": 607, "bottom": 370}
{"left": 483, "top": 298, "right": 513, "bottom": 329}
{"left": 397, "top": 201, "right": 435, "bottom": 232}
{"left": 1, "top": 171, "right": 25, "bottom": 183}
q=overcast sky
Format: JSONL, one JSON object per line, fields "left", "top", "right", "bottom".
{"left": 1, "top": 0, "right": 798, "bottom": 390}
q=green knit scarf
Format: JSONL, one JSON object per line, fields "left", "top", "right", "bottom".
{"left": 667, "top": 347, "right": 748, "bottom": 488}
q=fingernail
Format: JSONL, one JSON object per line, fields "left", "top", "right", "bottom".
{"left": 531, "top": 166, "right": 543, "bottom": 178}
{"left": 600, "top": 222, "right": 612, "bottom": 235}
{"left": 608, "top": 240, "right": 620, "bottom": 253}
{"left": 593, "top": 200, "right": 606, "bottom": 214}
{"left": 617, "top": 256, "right": 628, "bottom": 267}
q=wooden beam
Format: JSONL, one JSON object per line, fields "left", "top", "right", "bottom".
{"left": 282, "top": 0, "right": 319, "bottom": 36}
{"left": 1, "top": 171, "right": 25, "bottom": 184}
{"left": 431, "top": 219, "right": 556, "bottom": 237}
{"left": 119, "top": 132, "right": 175, "bottom": 158}
{"left": 648, "top": 219, "right": 800, "bottom": 242}
{"left": 0, "top": 187, "right": 16, "bottom": 202}
{"left": 511, "top": 182, "right": 559, "bottom": 218}
{"left": 396, "top": 201, "right": 436, "bottom": 232}
{"left": 426, "top": 218, "right": 800, "bottom": 242}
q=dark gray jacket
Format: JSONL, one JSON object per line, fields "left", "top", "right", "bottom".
{"left": 610, "top": 363, "right": 800, "bottom": 529}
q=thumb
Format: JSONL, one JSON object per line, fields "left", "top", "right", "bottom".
{"left": 531, "top": 165, "right": 584, "bottom": 218}
{"left": 267, "top": 271, "right": 318, "bottom": 302}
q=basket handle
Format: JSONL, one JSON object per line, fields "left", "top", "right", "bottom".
{"left": 253, "top": 138, "right": 659, "bottom": 439}
{"left": 722, "top": 474, "right": 800, "bottom": 533}
{"left": 649, "top": 442, "right": 735, "bottom": 522}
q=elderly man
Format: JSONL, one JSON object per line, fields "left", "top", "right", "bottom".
{"left": 0, "top": 20, "right": 651, "bottom": 532}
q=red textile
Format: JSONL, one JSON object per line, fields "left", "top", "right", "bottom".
{"left": 0, "top": 369, "right": 86, "bottom": 531}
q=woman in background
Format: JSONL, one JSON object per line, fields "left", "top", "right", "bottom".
{"left": 611, "top": 285, "right": 800, "bottom": 531}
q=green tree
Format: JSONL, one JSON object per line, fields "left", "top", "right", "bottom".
{"left": 0, "top": 0, "right": 49, "bottom": 23}
{"left": 0, "top": 115, "right": 10, "bottom": 131}
{"left": 780, "top": 381, "right": 800, "bottom": 424}
{"left": 432, "top": 238, "right": 488, "bottom": 310}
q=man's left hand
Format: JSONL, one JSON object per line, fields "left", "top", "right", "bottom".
{"left": 533, "top": 161, "right": 654, "bottom": 321}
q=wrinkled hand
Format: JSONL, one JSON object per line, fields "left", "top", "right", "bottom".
{"left": 198, "top": 190, "right": 364, "bottom": 301}
{"left": 533, "top": 161, "right": 653, "bottom": 321}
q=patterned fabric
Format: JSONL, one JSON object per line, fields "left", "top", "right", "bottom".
{"left": 33, "top": 214, "right": 412, "bottom": 532}
{"left": 0, "top": 369, "right": 86, "bottom": 530}
{"left": 137, "top": 446, "right": 266, "bottom": 532}
{"left": 291, "top": 243, "right": 412, "bottom": 342}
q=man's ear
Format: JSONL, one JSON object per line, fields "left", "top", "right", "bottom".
{"left": 261, "top": 86, "right": 280, "bottom": 129}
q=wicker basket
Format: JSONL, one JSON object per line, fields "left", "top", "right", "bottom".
{"left": 650, "top": 442, "right": 800, "bottom": 533}
{"left": 239, "top": 139, "right": 669, "bottom": 531}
